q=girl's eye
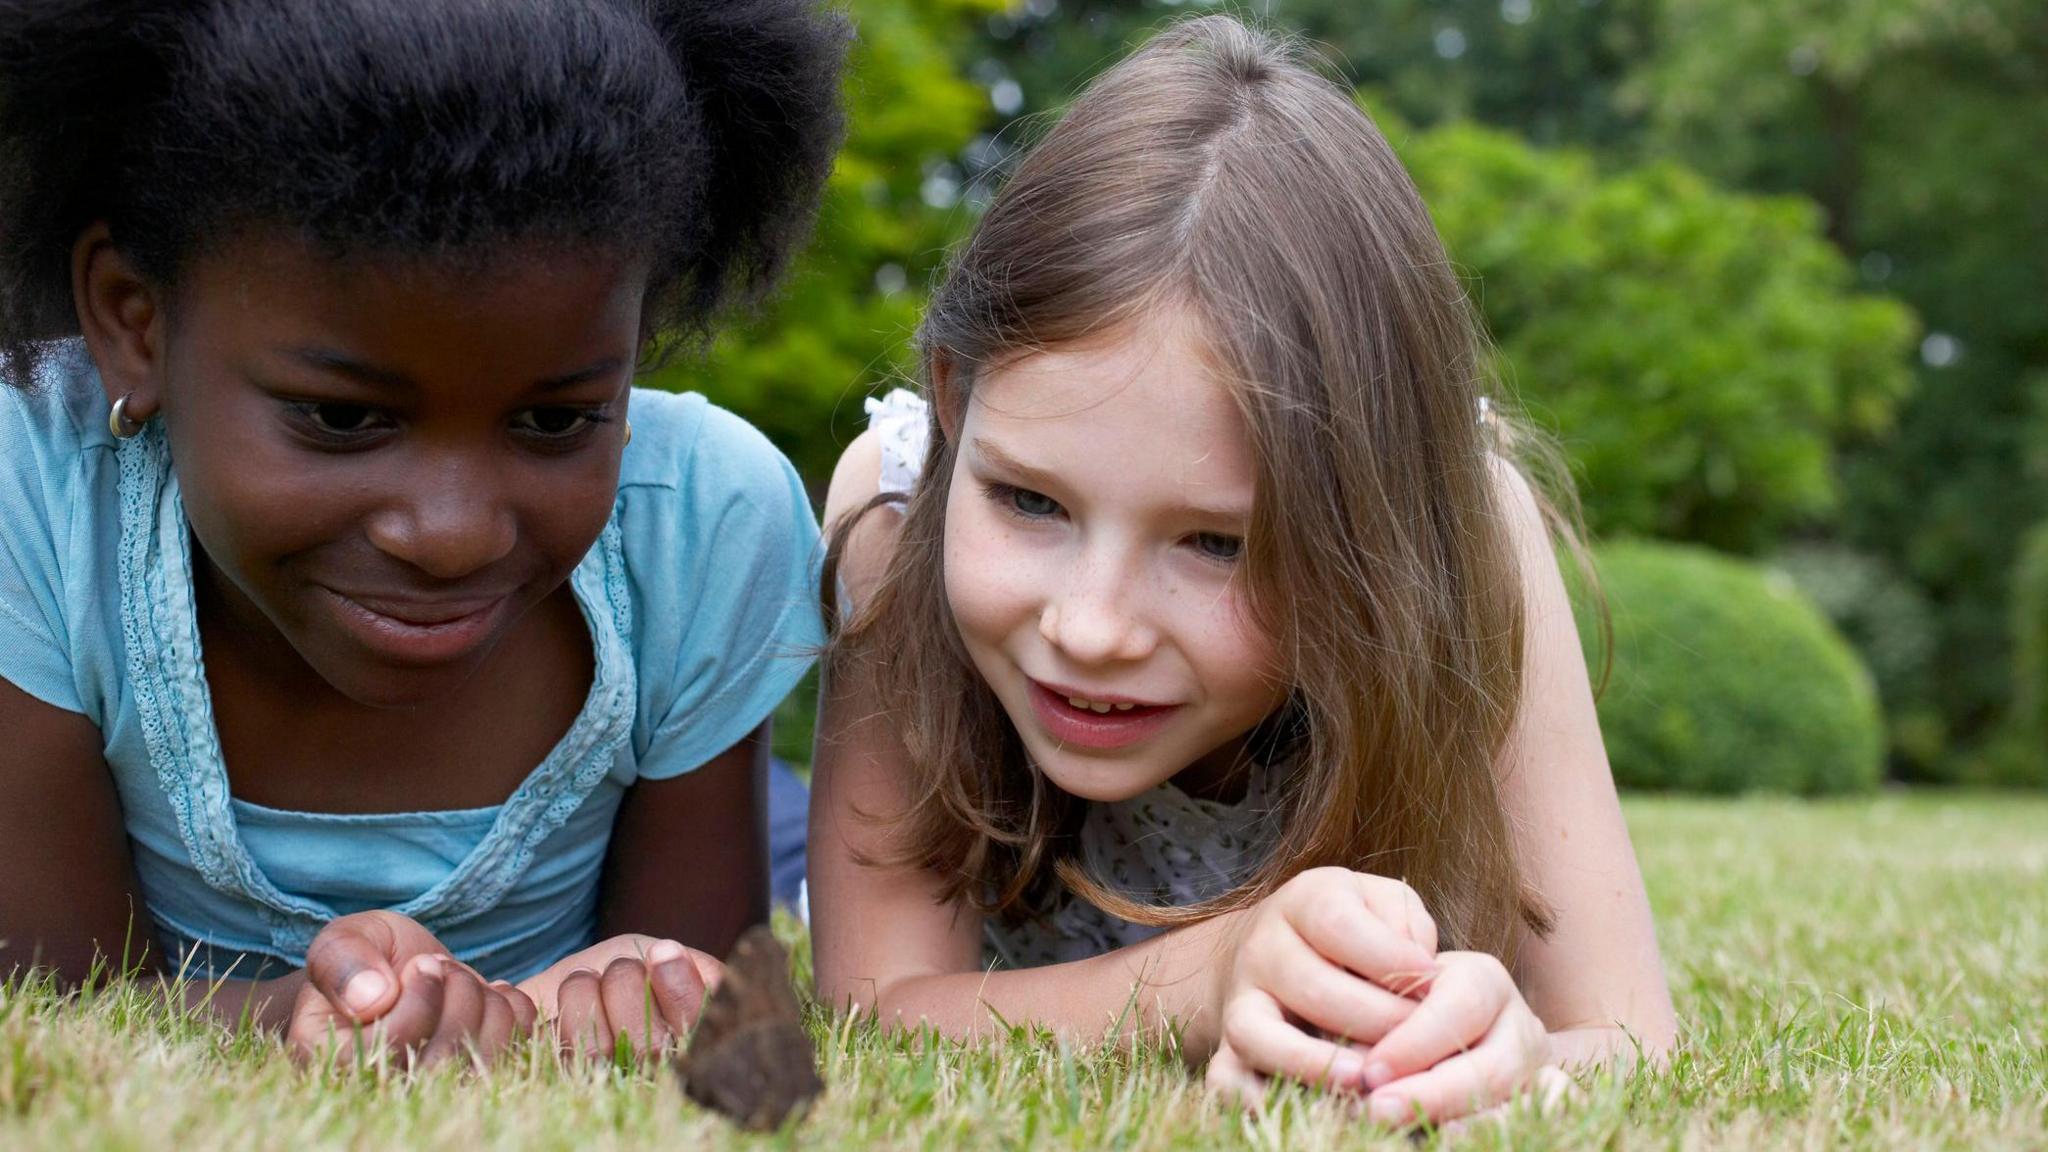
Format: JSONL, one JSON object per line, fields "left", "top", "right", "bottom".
{"left": 512, "top": 407, "right": 603, "bottom": 438}
{"left": 307, "top": 403, "right": 377, "bottom": 433}
{"left": 1011, "top": 488, "right": 1060, "bottom": 517}
{"left": 1191, "top": 532, "right": 1244, "bottom": 563}
{"left": 287, "top": 401, "right": 392, "bottom": 441}
{"left": 982, "top": 482, "right": 1063, "bottom": 520}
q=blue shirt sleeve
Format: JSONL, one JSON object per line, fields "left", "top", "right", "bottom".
{"left": 0, "top": 379, "right": 89, "bottom": 716}
{"left": 626, "top": 399, "right": 824, "bottom": 779}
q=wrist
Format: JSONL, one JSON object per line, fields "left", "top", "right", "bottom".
{"left": 174, "top": 968, "right": 309, "bottom": 1033}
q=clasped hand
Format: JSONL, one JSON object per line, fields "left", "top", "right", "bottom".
{"left": 1207, "top": 867, "right": 1570, "bottom": 1126}
{"left": 284, "top": 911, "right": 722, "bottom": 1068}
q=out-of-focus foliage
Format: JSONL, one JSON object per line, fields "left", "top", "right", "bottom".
{"left": 647, "top": 0, "right": 999, "bottom": 488}
{"left": 1771, "top": 542, "right": 1942, "bottom": 775}
{"left": 1580, "top": 541, "right": 1884, "bottom": 795}
{"left": 2011, "top": 525, "right": 2048, "bottom": 750}
{"left": 1399, "top": 120, "right": 1915, "bottom": 553}
{"left": 1627, "top": 0, "right": 2048, "bottom": 764}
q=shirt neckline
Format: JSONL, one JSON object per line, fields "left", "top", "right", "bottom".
{"left": 113, "top": 425, "right": 638, "bottom": 952}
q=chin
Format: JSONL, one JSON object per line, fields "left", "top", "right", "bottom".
{"left": 1029, "top": 748, "right": 1163, "bottom": 805}
{"left": 309, "top": 650, "right": 491, "bottom": 710}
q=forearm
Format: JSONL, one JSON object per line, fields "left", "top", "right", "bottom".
{"left": 1546, "top": 1022, "right": 1673, "bottom": 1073}
{"left": 169, "top": 969, "right": 307, "bottom": 1034}
{"left": 847, "top": 913, "right": 1241, "bottom": 1060}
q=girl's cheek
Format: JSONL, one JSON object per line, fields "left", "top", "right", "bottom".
{"left": 943, "top": 501, "right": 1051, "bottom": 646}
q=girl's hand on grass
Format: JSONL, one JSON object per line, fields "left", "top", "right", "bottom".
{"left": 289, "top": 910, "right": 537, "bottom": 1068}
{"left": 1357, "top": 949, "right": 1568, "bottom": 1127}
{"left": 1207, "top": 868, "right": 1438, "bottom": 1099}
{"left": 516, "top": 934, "right": 723, "bottom": 1059}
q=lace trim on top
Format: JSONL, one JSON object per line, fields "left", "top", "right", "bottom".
{"left": 114, "top": 424, "right": 636, "bottom": 954}
{"left": 865, "top": 389, "right": 930, "bottom": 498}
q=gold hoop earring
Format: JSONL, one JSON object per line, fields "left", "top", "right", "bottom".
{"left": 623, "top": 420, "right": 633, "bottom": 447}
{"left": 108, "top": 393, "right": 147, "bottom": 440}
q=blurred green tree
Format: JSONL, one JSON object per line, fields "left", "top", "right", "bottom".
{"left": 1401, "top": 119, "right": 1915, "bottom": 553}
{"left": 1625, "top": 0, "right": 2048, "bottom": 769}
{"left": 646, "top": 0, "right": 999, "bottom": 490}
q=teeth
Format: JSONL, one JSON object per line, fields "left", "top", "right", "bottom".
{"left": 1113, "top": 703, "right": 1134, "bottom": 711}
{"left": 1067, "top": 696, "right": 1089, "bottom": 710}
{"left": 1065, "top": 695, "right": 1140, "bottom": 714}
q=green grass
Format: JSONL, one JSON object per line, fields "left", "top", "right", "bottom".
{"left": 4, "top": 793, "right": 2044, "bottom": 1149}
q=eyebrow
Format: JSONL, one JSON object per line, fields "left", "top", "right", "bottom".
{"left": 970, "top": 436, "right": 1252, "bottom": 523}
{"left": 286, "top": 346, "right": 627, "bottom": 395}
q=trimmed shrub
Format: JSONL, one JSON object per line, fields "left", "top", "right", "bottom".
{"left": 1579, "top": 541, "right": 1884, "bottom": 794}
{"left": 1771, "top": 543, "right": 1945, "bottom": 777}
{"left": 2015, "top": 524, "right": 2048, "bottom": 742}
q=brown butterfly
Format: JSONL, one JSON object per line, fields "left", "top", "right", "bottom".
{"left": 676, "top": 925, "right": 824, "bottom": 1131}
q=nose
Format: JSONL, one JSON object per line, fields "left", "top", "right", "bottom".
{"left": 1038, "top": 542, "right": 1158, "bottom": 666}
{"left": 364, "top": 457, "right": 518, "bottom": 580}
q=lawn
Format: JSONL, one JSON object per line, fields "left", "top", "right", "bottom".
{"left": 3, "top": 793, "right": 2043, "bottom": 1150}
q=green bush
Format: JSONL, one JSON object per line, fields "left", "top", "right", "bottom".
{"left": 2011, "top": 524, "right": 2048, "bottom": 752}
{"left": 1770, "top": 542, "right": 1945, "bottom": 777}
{"left": 1400, "top": 120, "right": 1918, "bottom": 555}
{"left": 1579, "top": 540, "right": 1884, "bottom": 794}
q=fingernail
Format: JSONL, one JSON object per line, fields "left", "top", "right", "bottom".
{"left": 1364, "top": 1061, "right": 1395, "bottom": 1089}
{"left": 341, "top": 970, "right": 389, "bottom": 1015}
{"left": 412, "top": 955, "right": 444, "bottom": 979}
{"left": 1369, "top": 1092, "right": 1407, "bottom": 1125}
{"left": 1334, "top": 1051, "right": 1371, "bottom": 1085}
{"left": 648, "top": 940, "right": 687, "bottom": 965}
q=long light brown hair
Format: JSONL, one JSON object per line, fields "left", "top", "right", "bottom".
{"left": 827, "top": 15, "right": 1591, "bottom": 962}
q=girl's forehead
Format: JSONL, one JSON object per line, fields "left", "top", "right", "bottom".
{"left": 965, "top": 313, "right": 1256, "bottom": 502}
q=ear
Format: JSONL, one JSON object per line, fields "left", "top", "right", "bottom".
{"left": 928, "top": 350, "right": 964, "bottom": 444}
{"left": 71, "top": 223, "right": 168, "bottom": 421}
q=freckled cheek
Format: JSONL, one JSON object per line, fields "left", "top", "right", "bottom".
{"left": 942, "top": 500, "right": 1051, "bottom": 651}
{"left": 1184, "top": 584, "right": 1286, "bottom": 705}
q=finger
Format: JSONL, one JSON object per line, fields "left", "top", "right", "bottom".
{"left": 476, "top": 981, "right": 517, "bottom": 1063}
{"left": 554, "top": 968, "right": 605, "bottom": 1057}
{"left": 1281, "top": 894, "right": 1435, "bottom": 996}
{"left": 303, "top": 916, "right": 402, "bottom": 1024}
{"left": 599, "top": 956, "right": 674, "bottom": 1056}
{"left": 647, "top": 940, "right": 709, "bottom": 1036}
{"left": 1364, "top": 1015, "right": 1548, "bottom": 1128}
{"left": 1363, "top": 952, "right": 1513, "bottom": 1088}
{"left": 1355, "top": 875, "right": 1438, "bottom": 959}
{"left": 1254, "top": 927, "right": 1419, "bottom": 1046}
{"left": 492, "top": 980, "right": 539, "bottom": 1036}
{"left": 1436, "top": 1063, "right": 1577, "bottom": 1138}
{"left": 689, "top": 950, "right": 726, "bottom": 994}
{"left": 1204, "top": 1042, "right": 1269, "bottom": 1110}
{"left": 1221, "top": 988, "right": 1372, "bottom": 1089}
{"left": 371, "top": 954, "right": 449, "bottom": 1059}
{"left": 418, "top": 961, "right": 488, "bottom": 1070}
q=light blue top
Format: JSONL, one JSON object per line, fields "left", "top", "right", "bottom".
{"left": 0, "top": 342, "right": 824, "bottom": 982}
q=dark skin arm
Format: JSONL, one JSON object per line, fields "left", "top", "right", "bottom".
{"left": 598, "top": 720, "right": 771, "bottom": 952}
{"left": 513, "top": 721, "right": 770, "bottom": 1055}
{"left": 0, "top": 675, "right": 155, "bottom": 986}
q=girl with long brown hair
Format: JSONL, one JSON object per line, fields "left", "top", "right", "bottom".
{"left": 810, "top": 15, "right": 1674, "bottom": 1123}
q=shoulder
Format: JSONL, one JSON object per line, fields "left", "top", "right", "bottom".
{"left": 618, "top": 386, "right": 810, "bottom": 522}
{"left": 0, "top": 342, "right": 117, "bottom": 547}
{"left": 1485, "top": 451, "right": 1554, "bottom": 571}
{"left": 823, "top": 428, "right": 908, "bottom": 613}
{"left": 2, "top": 341, "right": 113, "bottom": 462}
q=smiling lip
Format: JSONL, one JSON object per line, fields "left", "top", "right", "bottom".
{"left": 1026, "top": 679, "right": 1180, "bottom": 750}
{"left": 317, "top": 587, "right": 512, "bottom": 665}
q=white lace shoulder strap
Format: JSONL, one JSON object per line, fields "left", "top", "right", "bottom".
{"left": 864, "top": 388, "right": 931, "bottom": 498}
